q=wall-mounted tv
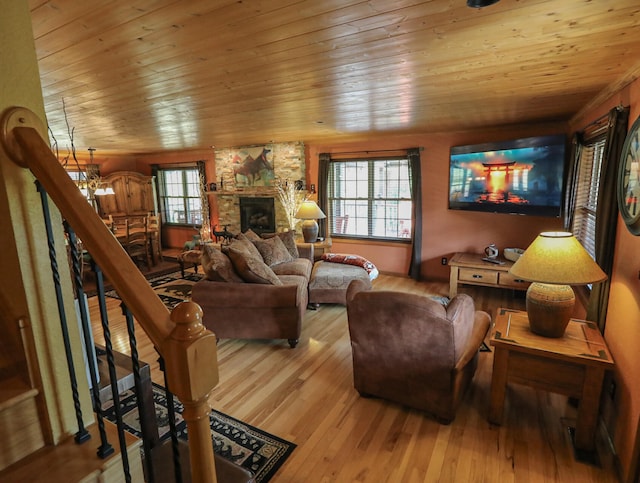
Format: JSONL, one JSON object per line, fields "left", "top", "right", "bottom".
{"left": 448, "top": 134, "right": 567, "bottom": 217}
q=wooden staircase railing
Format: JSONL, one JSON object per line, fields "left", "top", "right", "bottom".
{"left": 0, "top": 106, "right": 219, "bottom": 483}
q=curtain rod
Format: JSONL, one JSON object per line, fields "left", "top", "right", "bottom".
{"left": 581, "top": 112, "right": 608, "bottom": 131}
{"left": 327, "top": 147, "right": 423, "bottom": 156}
{"left": 580, "top": 104, "right": 627, "bottom": 133}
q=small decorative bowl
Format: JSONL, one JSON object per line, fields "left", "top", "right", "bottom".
{"left": 503, "top": 248, "right": 525, "bottom": 262}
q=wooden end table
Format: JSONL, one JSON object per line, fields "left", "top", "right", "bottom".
{"left": 488, "top": 308, "right": 614, "bottom": 453}
{"left": 297, "top": 237, "right": 332, "bottom": 261}
{"left": 448, "top": 252, "right": 530, "bottom": 298}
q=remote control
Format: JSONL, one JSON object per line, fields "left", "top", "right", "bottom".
{"left": 482, "top": 257, "right": 505, "bottom": 265}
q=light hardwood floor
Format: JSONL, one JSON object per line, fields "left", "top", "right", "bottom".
{"left": 87, "top": 272, "right": 619, "bottom": 482}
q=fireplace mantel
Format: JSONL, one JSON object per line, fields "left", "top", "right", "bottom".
{"left": 205, "top": 188, "right": 277, "bottom": 196}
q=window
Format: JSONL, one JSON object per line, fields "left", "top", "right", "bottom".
{"left": 66, "top": 169, "right": 90, "bottom": 200}
{"left": 571, "top": 135, "right": 606, "bottom": 260}
{"left": 66, "top": 166, "right": 99, "bottom": 204}
{"left": 157, "top": 168, "right": 203, "bottom": 226}
{"left": 328, "top": 158, "right": 412, "bottom": 240}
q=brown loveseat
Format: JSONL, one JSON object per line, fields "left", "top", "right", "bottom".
{"left": 346, "top": 280, "right": 491, "bottom": 423}
{"left": 191, "top": 231, "right": 313, "bottom": 348}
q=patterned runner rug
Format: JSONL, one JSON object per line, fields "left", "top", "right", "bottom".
{"left": 103, "top": 382, "right": 296, "bottom": 482}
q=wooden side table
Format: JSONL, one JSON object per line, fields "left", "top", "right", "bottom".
{"left": 297, "top": 237, "right": 332, "bottom": 261}
{"left": 448, "top": 252, "right": 530, "bottom": 298}
{"left": 489, "top": 308, "right": 614, "bottom": 453}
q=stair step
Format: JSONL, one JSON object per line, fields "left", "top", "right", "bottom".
{"left": 0, "top": 421, "right": 143, "bottom": 483}
{"left": 0, "top": 377, "right": 44, "bottom": 471}
{"left": 0, "top": 375, "right": 37, "bottom": 412}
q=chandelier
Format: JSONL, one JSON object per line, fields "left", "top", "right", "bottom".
{"left": 86, "top": 148, "right": 114, "bottom": 196}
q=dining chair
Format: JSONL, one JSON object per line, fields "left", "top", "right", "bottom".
{"left": 147, "top": 213, "right": 162, "bottom": 264}
{"left": 123, "top": 216, "right": 151, "bottom": 269}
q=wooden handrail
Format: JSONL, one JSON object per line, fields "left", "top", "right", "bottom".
{"left": 2, "top": 108, "right": 219, "bottom": 483}
{"left": 10, "top": 124, "right": 172, "bottom": 347}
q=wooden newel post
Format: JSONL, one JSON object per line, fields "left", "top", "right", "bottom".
{"left": 162, "top": 300, "right": 220, "bottom": 483}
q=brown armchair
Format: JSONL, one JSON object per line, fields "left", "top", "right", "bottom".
{"left": 346, "top": 280, "right": 491, "bottom": 423}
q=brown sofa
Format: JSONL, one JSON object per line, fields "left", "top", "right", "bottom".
{"left": 191, "top": 232, "right": 313, "bottom": 348}
{"left": 346, "top": 280, "right": 491, "bottom": 423}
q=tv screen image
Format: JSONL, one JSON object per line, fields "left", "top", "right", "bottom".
{"left": 448, "top": 134, "right": 567, "bottom": 217}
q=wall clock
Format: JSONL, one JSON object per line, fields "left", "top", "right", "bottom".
{"left": 617, "top": 115, "right": 640, "bottom": 235}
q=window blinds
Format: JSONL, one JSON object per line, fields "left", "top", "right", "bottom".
{"left": 571, "top": 136, "right": 606, "bottom": 259}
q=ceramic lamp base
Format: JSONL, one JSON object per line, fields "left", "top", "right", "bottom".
{"left": 525, "top": 282, "right": 575, "bottom": 338}
{"left": 301, "top": 219, "right": 319, "bottom": 243}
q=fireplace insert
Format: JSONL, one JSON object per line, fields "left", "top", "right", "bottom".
{"left": 239, "top": 197, "right": 276, "bottom": 234}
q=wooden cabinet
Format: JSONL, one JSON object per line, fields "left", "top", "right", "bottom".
{"left": 448, "top": 252, "right": 530, "bottom": 297}
{"left": 97, "top": 171, "right": 162, "bottom": 261}
{"left": 97, "top": 171, "right": 157, "bottom": 218}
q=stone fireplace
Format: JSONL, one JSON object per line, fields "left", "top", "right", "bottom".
{"left": 239, "top": 197, "right": 276, "bottom": 234}
{"left": 212, "top": 140, "right": 307, "bottom": 237}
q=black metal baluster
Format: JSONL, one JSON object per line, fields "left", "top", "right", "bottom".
{"left": 160, "top": 357, "right": 183, "bottom": 483}
{"left": 121, "top": 303, "right": 155, "bottom": 483}
{"left": 91, "top": 261, "right": 129, "bottom": 477}
{"left": 65, "top": 223, "right": 113, "bottom": 459}
{"left": 35, "top": 181, "right": 90, "bottom": 444}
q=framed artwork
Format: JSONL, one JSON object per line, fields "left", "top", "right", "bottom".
{"left": 220, "top": 145, "right": 275, "bottom": 188}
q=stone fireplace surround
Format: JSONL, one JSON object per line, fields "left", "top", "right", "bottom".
{"left": 212, "top": 141, "right": 306, "bottom": 236}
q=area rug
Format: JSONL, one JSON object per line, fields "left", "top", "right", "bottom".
{"left": 103, "top": 382, "right": 296, "bottom": 482}
{"left": 84, "top": 259, "right": 184, "bottom": 297}
{"left": 105, "top": 272, "right": 203, "bottom": 309}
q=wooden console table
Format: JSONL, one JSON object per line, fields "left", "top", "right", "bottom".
{"left": 448, "top": 252, "right": 530, "bottom": 298}
{"left": 488, "top": 308, "right": 614, "bottom": 453}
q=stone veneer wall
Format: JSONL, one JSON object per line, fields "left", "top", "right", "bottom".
{"left": 213, "top": 141, "right": 306, "bottom": 235}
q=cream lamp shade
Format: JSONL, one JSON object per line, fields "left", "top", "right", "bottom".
{"left": 295, "top": 200, "right": 326, "bottom": 243}
{"left": 509, "top": 231, "right": 607, "bottom": 337}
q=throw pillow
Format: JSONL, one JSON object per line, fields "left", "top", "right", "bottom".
{"left": 242, "top": 228, "right": 262, "bottom": 242}
{"left": 224, "top": 233, "right": 263, "bottom": 261}
{"left": 321, "top": 253, "right": 379, "bottom": 280}
{"left": 227, "top": 246, "right": 283, "bottom": 285}
{"left": 262, "top": 230, "right": 299, "bottom": 259}
{"left": 276, "top": 230, "right": 299, "bottom": 259}
{"left": 253, "top": 235, "right": 294, "bottom": 266}
{"left": 201, "top": 245, "right": 244, "bottom": 283}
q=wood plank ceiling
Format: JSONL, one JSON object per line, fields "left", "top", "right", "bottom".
{"left": 28, "top": 0, "right": 640, "bottom": 154}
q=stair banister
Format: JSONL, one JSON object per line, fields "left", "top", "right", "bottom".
{"left": 3, "top": 113, "right": 171, "bottom": 347}
{"left": 163, "top": 301, "right": 219, "bottom": 483}
{"left": 1, "top": 107, "right": 219, "bottom": 483}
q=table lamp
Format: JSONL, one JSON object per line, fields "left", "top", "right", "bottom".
{"left": 295, "top": 200, "right": 326, "bottom": 243}
{"left": 508, "top": 231, "right": 607, "bottom": 338}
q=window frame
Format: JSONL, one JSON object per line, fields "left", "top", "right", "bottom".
{"left": 157, "top": 166, "right": 203, "bottom": 227}
{"left": 327, "top": 157, "right": 413, "bottom": 242}
{"left": 570, "top": 133, "right": 607, "bottom": 261}
{"left": 66, "top": 168, "right": 90, "bottom": 200}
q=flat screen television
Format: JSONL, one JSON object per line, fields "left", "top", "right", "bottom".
{"left": 448, "top": 134, "right": 567, "bottom": 217}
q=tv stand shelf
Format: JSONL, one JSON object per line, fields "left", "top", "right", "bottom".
{"left": 448, "top": 252, "right": 530, "bottom": 298}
